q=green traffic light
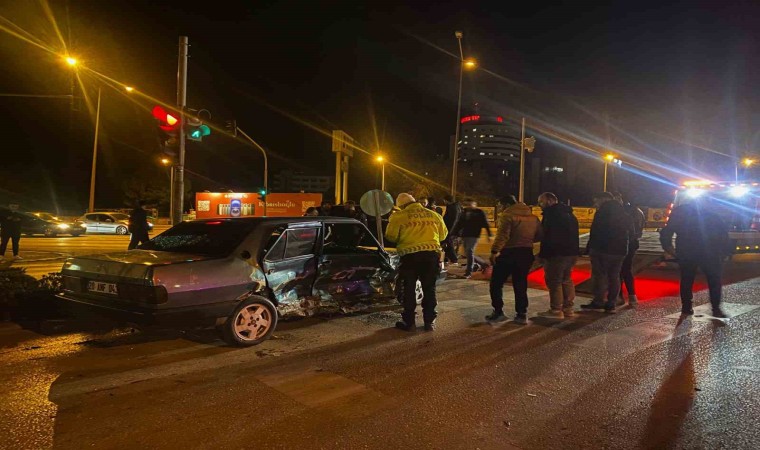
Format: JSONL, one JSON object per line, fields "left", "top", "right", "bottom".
{"left": 188, "top": 124, "right": 211, "bottom": 141}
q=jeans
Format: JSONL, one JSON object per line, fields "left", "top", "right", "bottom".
{"left": 543, "top": 256, "right": 577, "bottom": 310}
{"left": 590, "top": 251, "right": 626, "bottom": 308}
{"left": 0, "top": 233, "right": 20, "bottom": 257}
{"left": 128, "top": 230, "right": 150, "bottom": 250}
{"left": 490, "top": 247, "right": 534, "bottom": 315}
{"left": 620, "top": 240, "right": 639, "bottom": 296}
{"left": 399, "top": 251, "right": 441, "bottom": 325}
{"left": 462, "top": 237, "right": 479, "bottom": 274}
{"left": 442, "top": 236, "right": 458, "bottom": 263}
{"left": 679, "top": 256, "right": 722, "bottom": 311}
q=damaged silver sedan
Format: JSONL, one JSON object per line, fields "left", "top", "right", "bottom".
{"left": 57, "top": 217, "right": 439, "bottom": 346}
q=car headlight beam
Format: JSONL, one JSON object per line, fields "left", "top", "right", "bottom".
{"left": 57, "top": 223, "right": 70, "bottom": 229}
{"left": 685, "top": 188, "right": 705, "bottom": 198}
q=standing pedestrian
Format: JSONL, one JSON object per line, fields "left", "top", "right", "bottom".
{"left": 318, "top": 201, "right": 333, "bottom": 216}
{"left": 128, "top": 201, "right": 150, "bottom": 250}
{"left": 660, "top": 198, "right": 729, "bottom": 318}
{"left": 303, "top": 207, "right": 319, "bottom": 217}
{"left": 0, "top": 205, "right": 24, "bottom": 261}
{"left": 535, "top": 193, "right": 580, "bottom": 319}
{"left": 442, "top": 194, "right": 462, "bottom": 265}
{"left": 385, "top": 193, "right": 448, "bottom": 332}
{"left": 581, "top": 192, "right": 633, "bottom": 313}
{"left": 451, "top": 198, "right": 492, "bottom": 278}
{"left": 486, "top": 195, "right": 542, "bottom": 325}
{"left": 613, "top": 192, "right": 646, "bottom": 307}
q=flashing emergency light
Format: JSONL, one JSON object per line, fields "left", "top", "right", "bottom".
{"left": 729, "top": 185, "right": 750, "bottom": 198}
{"left": 685, "top": 188, "right": 705, "bottom": 198}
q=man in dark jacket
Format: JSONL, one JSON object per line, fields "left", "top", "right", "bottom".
{"left": 442, "top": 195, "right": 462, "bottom": 264}
{"left": 128, "top": 201, "right": 150, "bottom": 250}
{"left": 451, "top": 198, "right": 492, "bottom": 278}
{"left": 581, "top": 192, "right": 633, "bottom": 313}
{"left": 660, "top": 199, "right": 729, "bottom": 318}
{"left": 536, "top": 193, "right": 579, "bottom": 319}
{"left": 613, "top": 192, "right": 646, "bottom": 307}
{"left": 0, "top": 205, "right": 24, "bottom": 261}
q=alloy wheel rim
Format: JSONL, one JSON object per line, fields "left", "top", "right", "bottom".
{"left": 233, "top": 304, "right": 272, "bottom": 341}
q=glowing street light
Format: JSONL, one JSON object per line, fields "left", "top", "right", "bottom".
{"left": 65, "top": 56, "right": 77, "bottom": 66}
{"left": 603, "top": 154, "right": 622, "bottom": 192}
{"left": 160, "top": 158, "right": 171, "bottom": 166}
{"left": 375, "top": 155, "right": 386, "bottom": 191}
{"left": 124, "top": 86, "right": 135, "bottom": 93}
{"left": 736, "top": 157, "right": 757, "bottom": 182}
{"left": 463, "top": 58, "right": 477, "bottom": 69}
{"left": 743, "top": 158, "right": 755, "bottom": 167}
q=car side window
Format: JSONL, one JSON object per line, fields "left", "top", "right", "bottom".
{"left": 102, "top": 215, "right": 114, "bottom": 223}
{"left": 85, "top": 214, "right": 98, "bottom": 221}
{"left": 323, "top": 223, "right": 378, "bottom": 254}
{"left": 264, "top": 233, "right": 286, "bottom": 261}
{"left": 284, "top": 228, "right": 318, "bottom": 259}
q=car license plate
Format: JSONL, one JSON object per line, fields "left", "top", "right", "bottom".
{"left": 87, "top": 281, "right": 118, "bottom": 295}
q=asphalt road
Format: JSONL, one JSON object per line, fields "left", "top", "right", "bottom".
{"left": 1, "top": 262, "right": 759, "bottom": 449}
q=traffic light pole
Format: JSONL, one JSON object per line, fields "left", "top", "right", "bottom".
{"left": 236, "top": 127, "right": 268, "bottom": 216}
{"left": 172, "top": 36, "right": 189, "bottom": 225}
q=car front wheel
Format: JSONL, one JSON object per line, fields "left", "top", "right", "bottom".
{"left": 221, "top": 297, "right": 278, "bottom": 346}
{"left": 115, "top": 226, "right": 128, "bottom": 235}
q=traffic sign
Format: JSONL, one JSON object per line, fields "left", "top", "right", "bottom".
{"left": 360, "top": 190, "right": 394, "bottom": 217}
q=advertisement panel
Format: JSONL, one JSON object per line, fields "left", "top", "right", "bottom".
{"left": 195, "top": 192, "right": 322, "bottom": 219}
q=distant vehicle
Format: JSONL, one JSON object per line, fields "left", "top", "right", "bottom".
{"left": 0, "top": 208, "right": 85, "bottom": 237}
{"left": 78, "top": 212, "right": 154, "bottom": 235}
{"left": 667, "top": 180, "right": 760, "bottom": 253}
{"left": 57, "top": 217, "right": 445, "bottom": 346}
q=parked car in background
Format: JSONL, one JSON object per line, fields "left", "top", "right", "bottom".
{"left": 0, "top": 208, "right": 85, "bottom": 237}
{"left": 78, "top": 212, "right": 154, "bottom": 235}
{"left": 57, "top": 217, "right": 445, "bottom": 346}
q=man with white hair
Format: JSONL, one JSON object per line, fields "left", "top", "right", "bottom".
{"left": 385, "top": 193, "right": 448, "bottom": 332}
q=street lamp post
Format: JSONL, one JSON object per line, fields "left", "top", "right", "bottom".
{"left": 88, "top": 86, "right": 101, "bottom": 213}
{"left": 517, "top": 119, "right": 536, "bottom": 203}
{"left": 236, "top": 127, "right": 269, "bottom": 216}
{"left": 375, "top": 155, "right": 385, "bottom": 191}
{"left": 450, "top": 31, "right": 477, "bottom": 199}
{"left": 603, "top": 154, "right": 622, "bottom": 192}
{"left": 736, "top": 158, "right": 755, "bottom": 182}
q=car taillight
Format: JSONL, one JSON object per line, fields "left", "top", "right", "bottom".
{"left": 751, "top": 216, "right": 760, "bottom": 230}
{"left": 117, "top": 284, "right": 168, "bottom": 304}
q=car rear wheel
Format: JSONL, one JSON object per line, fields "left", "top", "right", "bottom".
{"left": 221, "top": 297, "right": 278, "bottom": 346}
{"left": 115, "top": 226, "right": 128, "bottom": 235}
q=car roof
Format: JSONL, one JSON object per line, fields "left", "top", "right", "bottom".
{"left": 189, "top": 216, "right": 362, "bottom": 226}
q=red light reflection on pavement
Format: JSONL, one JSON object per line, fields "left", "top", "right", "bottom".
{"left": 527, "top": 266, "right": 707, "bottom": 301}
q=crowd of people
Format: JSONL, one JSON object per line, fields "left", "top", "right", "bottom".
{"left": 371, "top": 190, "right": 730, "bottom": 331}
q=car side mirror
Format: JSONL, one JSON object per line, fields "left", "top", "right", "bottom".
{"left": 240, "top": 250, "right": 251, "bottom": 260}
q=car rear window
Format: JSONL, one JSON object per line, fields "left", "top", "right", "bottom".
{"left": 138, "top": 220, "right": 257, "bottom": 256}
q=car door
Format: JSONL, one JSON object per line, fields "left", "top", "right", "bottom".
{"left": 81, "top": 213, "right": 101, "bottom": 233}
{"left": 99, "top": 214, "right": 119, "bottom": 233}
{"left": 261, "top": 225, "right": 319, "bottom": 306}
{"left": 312, "top": 221, "right": 395, "bottom": 305}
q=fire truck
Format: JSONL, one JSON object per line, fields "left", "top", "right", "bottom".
{"left": 666, "top": 180, "right": 760, "bottom": 254}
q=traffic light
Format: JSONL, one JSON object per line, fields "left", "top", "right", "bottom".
{"left": 186, "top": 115, "right": 211, "bottom": 142}
{"left": 258, "top": 188, "right": 267, "bottom": 202}
{"left": 152, "top": 106, "right": 180, "bottom": 132}
{"left": 224, "top": 119, "right": 237, "bottom": 137}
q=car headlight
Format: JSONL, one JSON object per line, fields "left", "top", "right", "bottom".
{"left": 147, "top": 222, "right": 154, "bottom": 227}
{"left": 57, "top": 223, "right": 70, "bottom": 230}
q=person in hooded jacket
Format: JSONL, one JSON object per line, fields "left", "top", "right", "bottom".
{"left": 581, "top": 192, "right": 633, "bottom": 313}
{"left": 535, "top": 192, "right": 580, "bottom": 319}
{"left": 613, "top": 192, "right": 646, "bottom": 307}
{"left": 441, "top": 195, "right": 462, "bottom": 264}
{"left": 486, "top": 195, "right": 542, "bottom": 325}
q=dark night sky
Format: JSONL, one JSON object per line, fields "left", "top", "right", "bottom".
{"left": 0, "top": 0, "right": 758, "bottom": 213}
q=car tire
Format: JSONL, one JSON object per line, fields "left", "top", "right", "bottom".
{"left": 44, "top": 228, "right": 57, "bottom": 238}
{"left": 221, "top": 296, "right": 278, "bottom": 347}
{"left": 71, "top": 232, "right": 83, "bottom": 237}
{"left": 115, "top": 226, "right": 129, "bottom": 235}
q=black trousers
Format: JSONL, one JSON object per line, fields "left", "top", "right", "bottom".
{"left": 442, "top": 235, "right": 458, "bottom": 263}
{"left": 620, "top": 240, "right": 639, "bottom": 295}
{"left": 679, "top": 256, "right": 722, "bottom": 311}
{"left": 0, "top": 233, "right": 20, "bottom": 257}
{"left": 490, "top": 247, "right": 534, "bottom": 315}
{"left": 399, "top": 251, "right": 440, "bottom": 325}
{"left": 128, "top": 230, "right": 150, "bottom": 250}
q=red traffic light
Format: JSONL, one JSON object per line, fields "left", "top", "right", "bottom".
{"left": 152, "top": 105, "right": 180, "bottom": 131}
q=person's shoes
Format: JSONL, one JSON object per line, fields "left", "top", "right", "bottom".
{"left": 681, "top": 308, "right": 694, "bottom": 316}
{"left": 12, "top": 255, "right": 22, "bottom": 260}
{"left": 395, "top": 321, "right": 416, "bottom": 332}
{"left": 485, "top": 311, "right": 507, "bottom": 322}
{"left": 537, "top": 309, "right": 564, "bottom": 319}
{"left": 627, "top": 295, "right": 639, "bottom": 308}
{"left": 562, "top": 308, "right": 576, "bottom": 318}
{"left": 580, "top": 302, "right": 605, "bottom": 311}
{"left": 513, "top": 314, "right": 529, "bottom": 325}
{"left": 604, "top": 306, "right": 617, "bottom": 314}
{"left": 616, "top": 296, "right": 626, "bottom": 307}
{"left": 712, "top": 308, "right": 729, "bottom": 319}
{"left": 424, "top": 322, "right": 436, "bottom": 332}
{"left": 463, "top": 272, "right": 472, "bottom": 279}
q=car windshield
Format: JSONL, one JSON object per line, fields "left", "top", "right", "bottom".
{"left": 137, "top": 220, "right": 257, "bottom": 256}
{"left": 111, "top": 213, "right": 130, "bottom": 221}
